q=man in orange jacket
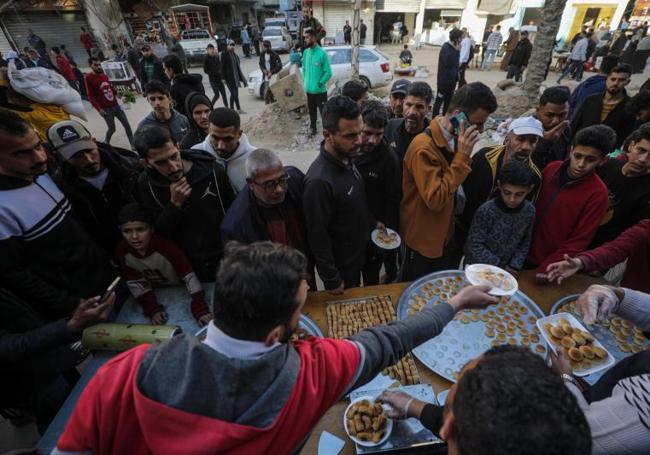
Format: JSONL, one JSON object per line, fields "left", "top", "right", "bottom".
{"left": 401, "top": 82, "right": 497, "bottom": 280}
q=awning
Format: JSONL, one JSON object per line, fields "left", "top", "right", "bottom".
{"left": 476, "top": 0, "right": 513, "bottom": 15}
{"left": 425, "top": 0, "right": 467, "bottom": 9}
{"left": 171, "top": 4, "right": 210, "bottom": 11}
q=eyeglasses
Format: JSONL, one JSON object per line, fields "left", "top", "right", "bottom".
{"left": 254, "top": 173, "right": 290, "bottom": 191}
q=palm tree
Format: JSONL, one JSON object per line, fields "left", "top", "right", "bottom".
{"left": 522, "top": 0, "right": 568, "bottom": 103}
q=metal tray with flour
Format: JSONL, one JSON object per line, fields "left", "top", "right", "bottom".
{"left": 397, "top": 270, "right": 546, "bottom": 382}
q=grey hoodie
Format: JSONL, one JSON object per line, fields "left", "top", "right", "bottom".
{"left": 192, "top": 132, "right": 256, "bottom": 193}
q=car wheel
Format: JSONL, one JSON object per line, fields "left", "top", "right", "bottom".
{"left": 360, "top": 75, "right": 371, "bottom": 89}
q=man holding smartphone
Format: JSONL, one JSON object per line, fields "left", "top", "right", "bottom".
{"left": 401, "top": 82, "right": 497, "bottom": 280}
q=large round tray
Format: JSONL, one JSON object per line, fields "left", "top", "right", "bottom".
{"left": 551, "top": 295, "right": 649, "bottom": 365}
{"left": 397, "top": 270, "right": 546, "bottom": 382}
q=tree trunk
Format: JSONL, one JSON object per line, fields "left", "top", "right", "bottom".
{"left": 522, "top": 0, "right": 567, "bottom": 103}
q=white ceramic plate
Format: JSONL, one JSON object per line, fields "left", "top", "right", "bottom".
{"left": 465, "top": 264, "right": 518, "bottom": 296}
{"left": 343, "top": 395, "right": 393, "bottom": 447}
{"left": 371, "top": 228, "right": 401, "bottom": 250}
{"left": 536, "top": 312, "right": 615, "bottom": 377}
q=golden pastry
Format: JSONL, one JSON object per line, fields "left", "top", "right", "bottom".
{"left": 579, "top": 345, "right": 595, "bottom": 359}
{"left": 497, "top": 333, "right": 507, "bottom": 342}
{"left": 571, "top": 332, "right": 586, "bottom": 346}
{"left": 567, "top": 347, "right": 584, "bottom": 362}
{"left": 592, "top": 346, "right": 608, "bottom": 359}
{"left": 561, "top": 336, "right": 576, "bottom": 349}
{"left": 535, "top": 344, "right": 546, "bottom": 354}
{"left": 528, "top": 316, "right": 537, "bottom": 325}
{"left": 530, "top": 334, "right": 540, "bottom": 343}
{"left": 550, "top": 326, "right": 565, "bottom": 338}
{"left": 485, "top": 329, "right": 496, "bottom": 338}
{"left": 619, "top": 342, "right": 632, "bottom": 353}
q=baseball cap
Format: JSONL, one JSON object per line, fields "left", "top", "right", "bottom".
{"left": 390, "top": 79, "right": 411, "bottom": 95}
{"left": 47, "top": 120, "right": 95, "bottom": 160}
{"left": 508, "top": 116, "right": 543, "bottom": 137}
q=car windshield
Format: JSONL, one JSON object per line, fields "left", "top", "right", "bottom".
{"left": 263, "top": 29, "right": 283, "bottom": 37}
{"left": 182, "top": 30, "right": 209, "bottom": 40}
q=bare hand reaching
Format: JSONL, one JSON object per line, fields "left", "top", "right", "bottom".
{"left": 546, "top": 254, "right": 584, "bottom": 284}
{"left": 198, "top": 313, "right": 213, "bottom": 327}
{"left": 170, "top": 177, "right": 192, "bottom": 208}
{"left": 448, "top": 285, "right": 499, "bottom": 312}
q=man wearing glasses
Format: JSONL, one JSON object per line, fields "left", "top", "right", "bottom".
{"left": 221, "top": 148, "right": 314, "bottom": 285}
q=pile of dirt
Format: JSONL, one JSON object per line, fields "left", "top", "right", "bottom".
{"left": 492, "top": 82, "right": 534, "bottom": 119}
{"left": 241, "top": 102, "right": 322, "bottom": 153}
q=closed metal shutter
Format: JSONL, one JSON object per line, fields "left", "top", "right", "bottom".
{"left": 2, "top": 10, "right": 90, "bottom": 66}
{"left": 0, "top": 24, "right": 13, "bottom": 57}
{"left": 322, "top": 5, "right": 375, "bottom": 45}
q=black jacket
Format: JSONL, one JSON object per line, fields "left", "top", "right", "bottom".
{"left": 170, "top": 73, "right": 204, "bottom": 117}
{"left": 571, "top": 91, "right": 636, "bottom": 148}
{"left": 127, "top": 47, "right": 141, "bottom": 71}
{"left": 221, "top": 166, "right": 307, "bottom": 244}
{"left": 0, "top": 174, "right": 115, "bottom": 319}
{"left": 139, "top": 55, "right": 168, "bottom": 85}
{"left": 0, "top": 286, "right": 84, "bottom": 414}
{"left": 56, "top": 143, "right": 141, "bottom": 254}
{"left": 258, "top": 51, "right": 282, "bottom": 75}
{"left": 135, "top": 150, "right": 235, "bottom": 281}
{"left": 531, "top": 125, "right": 572, "bottom": 171}
{"left": 220, "top": 50, "right": 247, "bottom": 86}
{"left": 203, "top": 53, "right": 223, "bottom": 81}
{"left": 437, "top": 42, "right": 460, "bottom": 89}
{"left": 179, "top": 92, "right": 211, "bottom": 150}
{"left": 354, "top": 139, "right": 401, "bottom": 231}
{"left": 510, "top": 38, "right": 532, "bottom": 67}
{"left": 303, "top": 144, "right": 372, "bottom": 289}
{"left": 383, "top": 117, "right": 427, "bottom": 162}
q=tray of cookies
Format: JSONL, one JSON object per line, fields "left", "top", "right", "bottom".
{"left": 537, "top": 313, "right": 615, "bottom": 376}
{"left": 396, "top": 270, "right": 546, "bottom": 382}
{"left": 327, "top": 295, "right": 420, "bottom": 387}
{"left": 552, "top": 294, "right": 649, "bottom": 360}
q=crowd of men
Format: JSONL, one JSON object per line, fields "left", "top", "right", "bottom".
{"left": 1, "top": 23, "right": 649, "bottom": 455}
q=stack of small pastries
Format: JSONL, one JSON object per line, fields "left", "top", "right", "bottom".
{"left": 346, "top": 400, "right": 388, "bottom": 443}
{"left": 327, "top": 295, "right": 420, "bottom": 385}
{"left": 543, "top": 318, "right": 609, "bottom": 371}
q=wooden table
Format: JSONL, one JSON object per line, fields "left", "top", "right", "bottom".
{"left": 298, "top": 270, "right": 602, "bottom": 455}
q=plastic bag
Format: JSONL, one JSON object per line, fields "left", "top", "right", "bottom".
{"left": 7, "top": 59, "right": 86, "bottom": 120}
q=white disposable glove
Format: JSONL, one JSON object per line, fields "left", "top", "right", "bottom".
{"left": 575, "top": 284, "right": 620, "bottom": 325}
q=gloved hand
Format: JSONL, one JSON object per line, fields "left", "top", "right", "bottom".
{"left": 575, "top": 284, "right": 620, "bottom": 325}
{"left": 377, "top": 390, "right": 415, "bottom": 419}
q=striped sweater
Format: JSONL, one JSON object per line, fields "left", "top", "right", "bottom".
{"left": 0, "top": 173, "right": 114, "bottom": 318}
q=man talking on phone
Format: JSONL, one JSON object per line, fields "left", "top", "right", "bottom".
{"left": 401, "top": 82, "right": 497, "bottom": 280}
{"left": 134, "top": 126, "right": 235, "bottom": 282}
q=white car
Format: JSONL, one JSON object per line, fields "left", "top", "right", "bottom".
{"left": 179, "top": 29, "right": 217, "bottom": 65}
{"left": 247, "top": 45, "right": 393, "bottom": 98}
{"left": 262, "top": 26, "right": 293, "bottom": 53}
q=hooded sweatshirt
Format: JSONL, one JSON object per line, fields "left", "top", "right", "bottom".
{"left": 135, "top": 150, "right": 235, "bottom": 281}
{"left": 170, "top": 73, "right": 204, "bottom": 117}
{"left": 179, "top": 92, "right": 211, "bottom": 150}
{"left": 192, "top": 132, "right": 256, "bottom": 193}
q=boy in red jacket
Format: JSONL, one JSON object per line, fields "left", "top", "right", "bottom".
{"left": 85, "top": 57, "right": 134, "bottom": 148}
{"left": 527, "top": 124, "right": 611, "bottom": 280}
{"left": 115, "top": 203, "right": 212, "bottom": 326}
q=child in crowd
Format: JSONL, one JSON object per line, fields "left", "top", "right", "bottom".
{"left": 465, "top": 160, "right": 536, "bottom": 274}
{"left": 115, "top": 203, "right": 212, "bottom": 326}
{"left": 527, "top": 125, "right": 611, "bottom": 277}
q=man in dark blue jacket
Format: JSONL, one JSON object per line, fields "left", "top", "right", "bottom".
{"left": 433, "top": 28, "right": 463, "bottom": 116}
{"left": 221, "top": 148, "right": 313, "bottom": 285}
